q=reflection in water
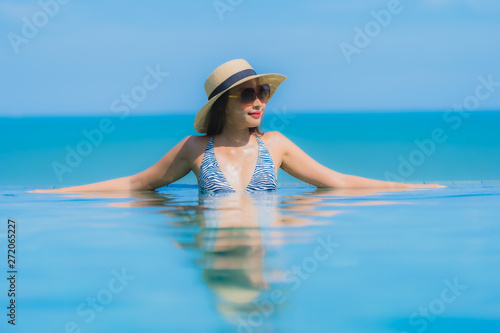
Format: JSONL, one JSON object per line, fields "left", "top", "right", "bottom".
{"left": 62, "top": 186, "right": 413, "bottom": 329}
{"left": 195, "top": 191, "right": 278, "bottom": 328}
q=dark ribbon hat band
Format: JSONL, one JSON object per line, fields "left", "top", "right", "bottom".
{"left": 208, "top": 68, "right": 257, "bottom": 100}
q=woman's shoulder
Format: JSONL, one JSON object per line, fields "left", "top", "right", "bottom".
{"left": 186, "top": 134, "right": 211, "bottom": 140}
{"left": 184, "top": 134, "right": 211, "bottom": 148}
{"left": 262, "top": 131, "right": 300, "bottom": 157}
{"left": 259, "top": 131, "right": 291, "bottom": 152}
{"left": 172, "top": 135, "right": 211, "bottom": 160}
{"left": 260, "top": 131, "right": 289, "bottom": 143}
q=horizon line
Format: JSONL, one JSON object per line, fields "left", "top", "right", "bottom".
{"left": 2, "top": 109, "right": 500, "bottom": 118}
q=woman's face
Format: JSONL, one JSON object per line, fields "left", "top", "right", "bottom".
{"left": 225, "top": 78, "right": 266, "bottom": 130}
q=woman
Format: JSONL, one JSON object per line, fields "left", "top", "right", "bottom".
{"left": 30, "top": 59, "right": 443, "bottom": 193}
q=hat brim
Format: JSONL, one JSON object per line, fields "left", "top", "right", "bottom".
{"left": 194, "top": 73, "right": 287, "bottom": 134}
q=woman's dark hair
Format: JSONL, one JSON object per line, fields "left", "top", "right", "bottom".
{"left": 205, "top": 91, "right": 264, "bottom": 136}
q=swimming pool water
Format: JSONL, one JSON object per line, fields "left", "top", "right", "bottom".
{"left": 1, "top": 183, "right": 499, "bottom": 332}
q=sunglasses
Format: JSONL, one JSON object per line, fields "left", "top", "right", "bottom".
{"left": 228, "top": 84, "right": 270, "bottom": 106}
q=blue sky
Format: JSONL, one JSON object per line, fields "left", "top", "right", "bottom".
{"left": 1, "top": 0, "right": 499, "bottom": 116}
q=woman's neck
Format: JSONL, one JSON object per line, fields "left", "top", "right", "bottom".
{"left": 218, "top": 126, "right": 252, "bottom": 147}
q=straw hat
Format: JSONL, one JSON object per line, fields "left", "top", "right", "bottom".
{"left": 194, "top": 59, "right": 287, "bottom": 133}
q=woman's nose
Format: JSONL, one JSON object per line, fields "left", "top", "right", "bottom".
{"left": 253, "top": 96, "right": 263, "bottom": 108}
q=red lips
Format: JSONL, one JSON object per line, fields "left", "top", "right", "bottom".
{"left": 248, "top": 112, "right": 261, "bottom": 118}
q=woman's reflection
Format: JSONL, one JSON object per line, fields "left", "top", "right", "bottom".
{"left": 58, "top": 185, "right": 413, "bottom": 327}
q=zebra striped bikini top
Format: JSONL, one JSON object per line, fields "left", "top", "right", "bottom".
{"left": 198, "top": 134, "right": 278, "bottom": 193}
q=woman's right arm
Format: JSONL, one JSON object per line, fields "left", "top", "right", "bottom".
{"left": 275, "top": 132, "right": 444, "bottom": 189}
{"left": 29, "top": 136, "right": 194, "bottom": 193}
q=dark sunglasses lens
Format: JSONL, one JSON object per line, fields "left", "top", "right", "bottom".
{"left": 259, "top": 84, "right": 270, "bottom": 102}
{"left": 240, "top": 88, "right": 256, "bottom": 105}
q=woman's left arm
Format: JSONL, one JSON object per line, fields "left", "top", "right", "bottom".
{"left": 274, "top": 132, "right": 444, "bottom": 189}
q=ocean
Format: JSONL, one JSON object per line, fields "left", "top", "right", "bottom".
{"left": 1, "top": 111, "right": 499, "bottom": 188}
{"left": 1, "top": 111, "right": 499, "bottom": 332}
